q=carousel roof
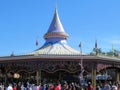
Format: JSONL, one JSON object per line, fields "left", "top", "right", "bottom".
{"left": 0, "top": 54, "right": 120, "bottom": 64}
{"left": 29, "top": 8, "right": 80, "bottom": 55}
{"left": 30, "top": 43, "right": 80, "bottom": 55}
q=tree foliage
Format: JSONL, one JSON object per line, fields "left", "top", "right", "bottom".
{"left": 90, "top": 48, "right": 120, "bottom": 57}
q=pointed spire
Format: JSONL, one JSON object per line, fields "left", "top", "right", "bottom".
{"left": 55, "top": 6, "right": 58, "bottom": 18}
{"left": 11, "top": 51, "right": 14, "bottom": 56}
{"left": 44, "top": 8, "right": 69, "bottom": 40}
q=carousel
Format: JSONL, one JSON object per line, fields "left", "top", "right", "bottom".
{"left": 0, "top": 8, "right": 120, "bottom": 88}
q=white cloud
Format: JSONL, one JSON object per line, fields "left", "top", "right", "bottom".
{"left": 97, "top": 36, "right": 120, "bottom": 51}
{"left": 110, "top": 40, "right": 120, "bottom": 45}
{"left": 101, "top": 35, "right": 120, "bottom": 45}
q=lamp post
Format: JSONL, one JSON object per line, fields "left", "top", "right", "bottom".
{"left": 14, "top": 73, "right": 20, "bottom": 79}
{"left": 79, "top": 42, "right": 84, "bottom": 87}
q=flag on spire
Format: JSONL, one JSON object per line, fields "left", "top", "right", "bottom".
{"left": 79, "top": 42, "right": 82, "bottom": 54}
{"left": 95, "top": 39, "right": 97, "bottom": 49}
{"left": 112, "top": 44, "right": 114, "bottom": 53}
{"left": 36, "top": 40, "right": 38, "bottom": 46}
{"left": 36, "top": 36, "right": 39, "bottom": 46}
{"left": 79, "top": 42, "right": 82, "bottom": 48}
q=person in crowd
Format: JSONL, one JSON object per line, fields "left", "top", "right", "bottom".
{"left": 0, "top": 83, "right": 4, "bottom": 90}
{"left": 103, "top": 81, "right": 111, "bottom": 90}
{"left": 88, "top": 82, "right": 93, "bottom": 90}
{"left": 96, "top": 84, "right": 100, "bottom": 90}
{"left": 42, "top": 84, "right": 47, "bottom": 90}
{"left": 17, "top": 82, "right": 21, "bottom": 90}
{"left": 32, "top": 83, "right": 37, "bottom": 90}
{"left": 48, "top": 83, "right": 54, "bottom": 90}
{"left": 69, "top": 82, "right": 76, "bottom": 90}
{"left": 62, "top": 81, "right": 69, "bottom": 90}
{"left": 111, "top": 82, "right": 118, "bottom": 90}
{"left": 55, "top": 81, "right": 61, "bottom": 90}
{"left": 13, "top": 83, "right": 17, "bottom": 90}
{"left": 21, "top": 83, "right": 25, "bottom": 90}
{"left": 7, "top": 84, "right": 13, "bottom": 90}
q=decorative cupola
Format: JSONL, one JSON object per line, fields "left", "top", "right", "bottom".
{"left": 44, "top": 8, "right": 69, "bottom": 42}
{"left": 29, "top": 8, "right": 80, "bottom": 55}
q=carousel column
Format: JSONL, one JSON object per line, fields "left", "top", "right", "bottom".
{"left": 39, "top": 70, "right": 41, "bottom": 84}
{"left": 4, "top": 65, "right": 7, "bottom": 85}
{"left": 92, "top": 67, "right": 94, "bottom": 86}
{"left": 36, "top": 71, "right": 39, "bottom": 85}
{"left": 36, "top": 71, "right": 40, "bottom": 85}
{"left": 36, "top": 70, "right": 41, "bottom": 85}
{"left": 59, "top": 71, "right": 61, "bottom": 81}
{"left": 92, "top": 63, "right": 97, "bottom": 89}
{"left": 4, "top": 74, "right": 7, "bottom": 85}
{"left": 116, "top": 69, "right": 120, "bottom": 82}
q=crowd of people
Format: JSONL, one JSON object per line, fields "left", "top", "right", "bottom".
{"left": 0, "top": 80, "right": 120, "bottom": 90}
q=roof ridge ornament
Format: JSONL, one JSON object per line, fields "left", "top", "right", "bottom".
{"left": 55, "top": 2, "right": 58, "bottom": 14}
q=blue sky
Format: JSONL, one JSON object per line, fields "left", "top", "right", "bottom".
{"left": 0, "top": 0, "right": 120, "bottom": 56}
